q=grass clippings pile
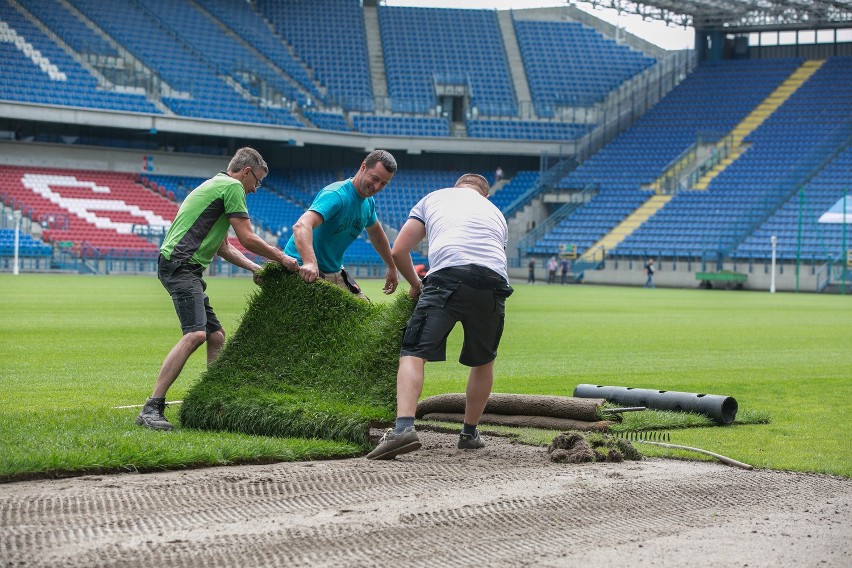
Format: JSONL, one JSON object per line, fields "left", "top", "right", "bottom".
{"left": 548, "top": 431, "right": 642, "bottom": 464}
{"left": 179, "top": 265, "right": 413, "bottom": 446}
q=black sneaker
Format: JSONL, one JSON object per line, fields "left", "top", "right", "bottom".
{"left": 366, "top": 427, "right": 421, "bottom": 460}
{"left": 458, "top": 430, "right": 485, "bottom": 450}
{"left": 135, "top": 398, "right": 173, "bottom": 431}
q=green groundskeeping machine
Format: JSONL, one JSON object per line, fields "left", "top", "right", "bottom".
{"left": 179, "top": 265, "right": 413, "bottom": 446}
{"left": 695, "top": 270, "right": 748, "bottom": 289}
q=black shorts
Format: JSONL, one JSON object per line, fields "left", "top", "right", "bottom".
{"left": 401, "top": 265, "right": 513, "bottom": 367}
{"left": 157, "top": 255, "right": 222, "bottom": 335}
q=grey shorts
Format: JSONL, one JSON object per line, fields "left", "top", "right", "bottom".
{"left": 157, "top": 255, "right": 222, "bottom": 335}
{"left": 401, "top": 265, "right": 513, "bottom": 367}
{"left": 320, "top": 268, "right": 369, "bottom": 301}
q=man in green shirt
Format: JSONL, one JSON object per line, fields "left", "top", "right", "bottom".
{"left": 137, "top": 147, "right": 298, "bottom": 431}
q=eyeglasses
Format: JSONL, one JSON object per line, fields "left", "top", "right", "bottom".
{"left": 247, "top": 168, "right": 262, "bottom": 189}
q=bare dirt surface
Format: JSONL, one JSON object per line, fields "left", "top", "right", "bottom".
{"left": 1, "top": 430, "right": 850, "bottom": 567}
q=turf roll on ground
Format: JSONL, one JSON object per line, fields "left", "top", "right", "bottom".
{"left": 417, "top": 393, "right": 606, "bottom": 421}
{"left": 417, "top": 393, "right": 612, "bottom": 430}
{"left": 421, "top": 412, "right": 613, "bottom": 432}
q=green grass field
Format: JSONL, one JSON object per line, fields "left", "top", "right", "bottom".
{"left": 1, "top": 273, "right": 850, "bottom": 480}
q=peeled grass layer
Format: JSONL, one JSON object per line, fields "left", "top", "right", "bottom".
{"left": 180, "top": 264, "right": 414, "bottom": 447}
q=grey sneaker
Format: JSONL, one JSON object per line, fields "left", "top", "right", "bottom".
{"left": 135, "top": 398, "right": 173, "bottom": 431}
{"left": 366, "top": 427, "right": 421, "bottom": 460}
{"left": 458, "top": 430, "right": 485, "bottom": 449}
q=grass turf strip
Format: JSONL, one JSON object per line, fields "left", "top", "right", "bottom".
{"left": 0, "top": 408, "right": 359, "bottom": 482}
{"left": 179, "top": 265, "right": 413, "bottom": 446}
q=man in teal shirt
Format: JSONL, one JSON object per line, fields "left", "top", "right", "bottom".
{"left": 285, "top": 150, "right": 399, "bottom": 299}
{"left": 137, "top": 147, "right": 298, "bottom": 431}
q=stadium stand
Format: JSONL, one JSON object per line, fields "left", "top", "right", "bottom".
{"left": 257, "top": 0, "right": 374, "bottom": 112}
{"left": 0, "top": 0, "right": 160, "bottom": 113}
{"left": 276, "top": 170, "right": 338, "bottom": 208}
{"left": 0, "top": 166, "right": 274, "bottom": 270}
{"left": 0, "top": 0, "right": 653, "bottom": 142}
{"left": 0, "top": 165, "right": 174, "bottom": 254}
{"left": 378, "top": 6, "right": 517, "bottom": 116}
{"left": 303, "top": 111, "right": 352, "bottom": 132}
{"left": 70, "top": 0, "right": 280, "bottom": 124}
{"left": 352, "top": 115, "right": 450, "bottom": 137}
{"left": 140, "top": 173, "right": 308, "bottom": 249}
{"left": 489, "top": 171, "right": 538, "bottom": 211}
{"left": 371, "top": 170, "right": 462, "bottom": 229}
{"left": 2, "top": 0, "right": 850, "bottom": 291}
{"left": 143, "top": 168, "right": 481, "bottom": 268}
{"left": 466, "top": 120, "right": 591, "bottom": 141}
{"left": 194, "top": 0, "right": 325, "bottom": 104}
{"left": 513, "top": 18, "right": 656, "bottom": 117}
{"left": 528, "top": 191, "right": 648, "bottom": 256}
{"left": 140, "top": 174, "right": 206, "bottom": 204}
{"left": 618, "top": 57, "right": 852, "bottom": 260}
{"left": 17, "top": 0, "right": 117, "bottom": 59}
{"left": 0, "top": 227, "right": 52, "bottom": 256}
{"left": 529, "top": 58, "right": 805, "bottom": 258}
{"left": 734, "top": 146, "right": 852, "bottom": 261}
{"left": 245, "top": 189, "right": 305, "bottom": 238}
{"left": 133, "top": 0, "right": 305, "bottom": 122}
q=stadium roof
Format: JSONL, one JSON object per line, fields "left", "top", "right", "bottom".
{"left": 579, "top": 1, "right": 852, "bottom": 32}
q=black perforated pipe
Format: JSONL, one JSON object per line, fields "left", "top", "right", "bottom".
{"left": 573, "top": 384, "right": 738, "bottom": 424}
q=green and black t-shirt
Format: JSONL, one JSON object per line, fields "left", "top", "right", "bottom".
{"left": 160, "top": 172, "right": 249, "bottom": 268}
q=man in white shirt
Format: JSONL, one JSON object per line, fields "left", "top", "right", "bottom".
{"left": 367, "top": 174, "right": 513, "bottom": 459}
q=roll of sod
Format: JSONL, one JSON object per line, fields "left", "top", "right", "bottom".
{"left": 416, "top": 393, "right": 606, "bottom": 422}
{"left": 179, "top": 265, "right": 414, "bottom": 446}
{"left": 421, "top": 412, "right": 613, "bottom": 432}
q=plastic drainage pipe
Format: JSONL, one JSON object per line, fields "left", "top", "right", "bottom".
{"left": 573, "top": 384, "right": 738, "bottom": 424}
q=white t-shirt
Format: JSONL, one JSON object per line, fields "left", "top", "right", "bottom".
{"left": 408, "top": 186, "right": 509, "bottom": 282}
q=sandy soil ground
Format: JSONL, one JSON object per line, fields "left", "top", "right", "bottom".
{"left": 1, "top": 430, "right": 850, "bottom": 567}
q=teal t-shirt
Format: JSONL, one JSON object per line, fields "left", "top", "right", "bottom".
{"left": 284, "top": 179, "right": 377, "bottom": 273}
{"left": 160, "top": 172, "right": 249, "bottom": 268}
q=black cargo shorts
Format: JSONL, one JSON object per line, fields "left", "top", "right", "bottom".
{"left": 400, "top": 264, "right": 513, "bottom": 367}
{"left": 157, "top": 254, "right": 222, "bottom": 335}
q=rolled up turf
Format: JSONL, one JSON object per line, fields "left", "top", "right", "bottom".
{"left": 179, "top": 265, "right": 413, "bottom": 446}
{"left": 422, "top": 412, "right": 613, "bottom": 432}
{"left": 416, "top": 393, "right": 606, "bottom": 422}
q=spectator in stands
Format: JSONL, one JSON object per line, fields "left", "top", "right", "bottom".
{"left": 137, "top": 147, "right": 299, "bottom": 431}
{"left": 561, "top": 257, "right": 570, "bottom": 285}
{"left": 527, "top": 258, "right": 536, "bottom": 284}
{"left": 367, "top": 174, "right": 513, "bottom": 459}
{"left": 644, "top": 258, "right": 656, "bottom": 288}
{"left": 285, "top": 150, "right": 398, "bottom": 301}
{"left": 547, "top": 256, "right": 558, "bottom": 284}
{"left": 495, "top": 166, "right": 504, "bottom": 183}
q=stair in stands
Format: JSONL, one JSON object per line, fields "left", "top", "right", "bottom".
{"left": 580, "top": 194, "right": 671, "bottom": 262}
{"left": 692, "top": 59, "right": 825, "bottom": 191}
